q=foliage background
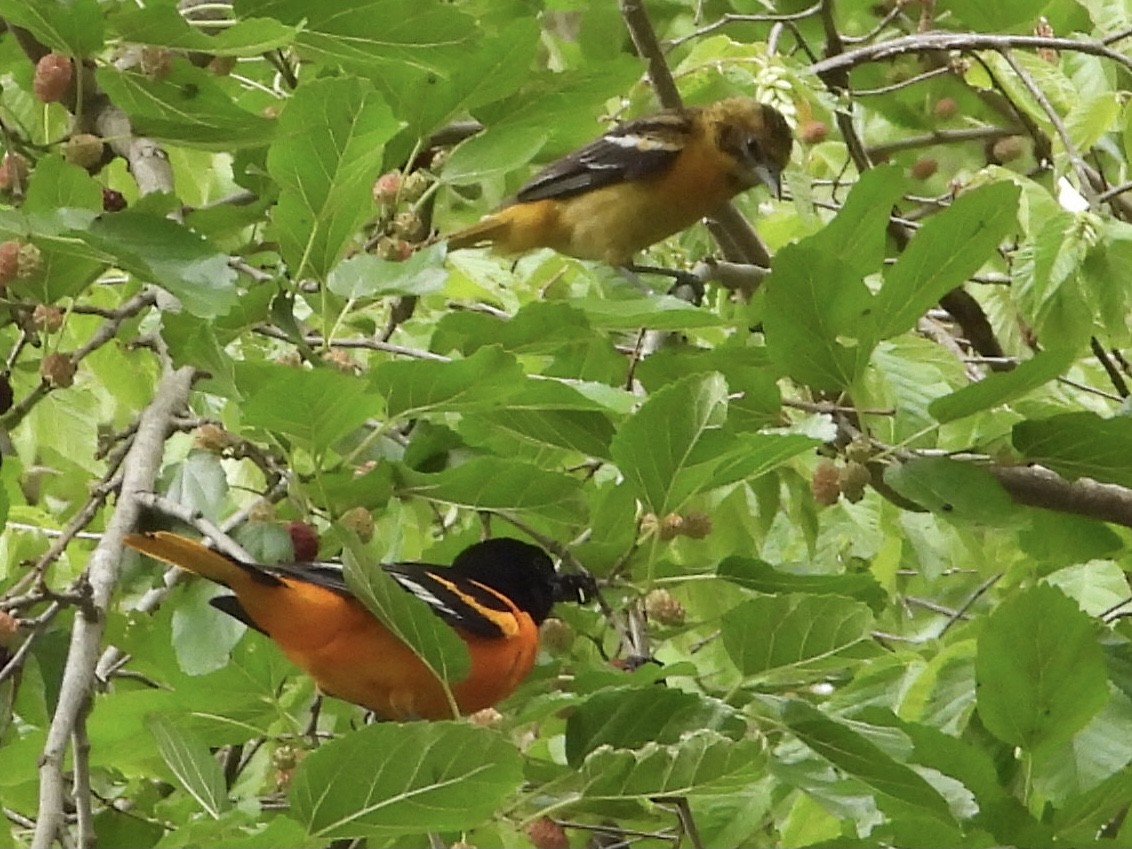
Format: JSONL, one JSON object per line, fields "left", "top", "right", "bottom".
{"left": 4, "top": 0, "right": 1132, "bottom": 847}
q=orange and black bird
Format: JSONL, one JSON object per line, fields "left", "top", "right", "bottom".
{"left": 124, "top": 532, "right": 594, "bottom": 720}
{"left": 446, "top": 98, "right": 793, "bottom": 266}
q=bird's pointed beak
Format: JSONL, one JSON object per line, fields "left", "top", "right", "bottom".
{"left": 553, "top": 572, "right": 597, "bottom": 605}
{"left": 755, "top": 161, "right": 783, "bottom": 200}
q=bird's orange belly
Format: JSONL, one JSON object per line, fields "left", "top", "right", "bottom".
{"left": 252, "top": 589, "right": 539, "bottom": 720}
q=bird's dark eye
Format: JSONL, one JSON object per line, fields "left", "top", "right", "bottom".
{"left": 746, "top": 138, "right": 763, "bottom": 159}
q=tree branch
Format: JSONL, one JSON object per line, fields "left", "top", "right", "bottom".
{"left": 32, "top": 366, "right": 193, "bottom": 849}
{"left": 810, "top": 32, "right": 1132, "bottom": 78}
{"left": 988, "top": 464, "right": 1132, "bottom": 529}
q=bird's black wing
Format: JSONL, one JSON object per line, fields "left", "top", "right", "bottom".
{"left": 383, "top": 563, "right": 512, "bottom": 640}
{"left": 262, "top": 558, "right": 513, "bottom": 640}
{"left": 516, "top": 109, "right": 695, "bottom": 203}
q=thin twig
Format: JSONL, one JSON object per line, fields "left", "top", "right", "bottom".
{"left": 938, "top": 572, "right": 1003, "bottom": 638}
{"left": 998, "top": 48, "right": 1097, "bottom": 206}
{"left": 810, "top": 32, "right": 1132, "bottom": 78}
{"left": 1091, "top": 338, "right": 1131, "bottom": 398}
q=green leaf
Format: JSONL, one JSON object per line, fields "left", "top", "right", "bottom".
{"left": 1013, "top": 412, "right": 1132, "bottom": 488}
{"left": 9, "top": 202, "right": 103, "bottom": 302}
{"left": 718, "top": 557, "right": 886, "bottom": 611}
{"left": 1081, "top": 218, "right": 1132, "bottom": 341}
{"left": 396, "top": 457, "right": 584, "bottom": 518}
{"left": 241, "top": 366, "right": 373, "bottom": 453}
{"left": 341, "top": 536, "right": 468, "bottom": 709}
{"left": 23, "top": 155, "right": 103, "bottom": 213}
{"left": 573, "top": 294, "right": 727, "bottom": 331}
{"left": 874, "top": 181, "right": 1020, "bottom": 340}
{"left": 858, "top": 708, "right": 1007, "bottom": 808}
{"left": 267, "top": 77, "right": 401, "bottom": 279}
{"left": 579, "top": 731, "right": 767, "bottom": 798}
{"left": 0, "top": 0, "right": 103, "bottom": 54}
{"left": 809, "top": 163, "right": 907, "bottom": 277}
{"left": 289, "top": 722, "right": 522, "bottom": 838}
{"left": 634, "top": 344, "right": 781, "bottom": 430}
{"left": 1031, "top": 688, "right": 1132, "bottom": 803}
{"left": 162, "top": 451, "right": 229, "bottom": 523}
{"left": 764, "top": 243, "right": 876, "bottom": 391}
{"left": 976, "top": 583, "right": 1108, "bottom": 751}
{"left": 1053, "top": 764, "right": 1132, "bottom": 842}
{"left": 147, "top": 715, "right": 230, "bottom": 818}
{"left": 318, "top": 465, "right": 395, "bottom": 515}
{"left": 883, "top": 457, "right": 1016, "bottom": 522}
{"left": 722, "top": 594, "right": 875, "bottom": 677}
{"left": 170, "top": 578, "right": 245, "bottom": 676}
{"left": 565, "top": 688, "right": 745, "bottom": 768}
{"left": 929, "top": 345, "right": 1078, "bottom": 423}
{"left": 111, "top": 6, "right": 298, "bottom": 55}
{"left": 1066, "top": 92, "right": 1121, "bottom": 154}
{"left": 942, "top": 0, "right": 1053, "bottom": 31}
{"left": 705, "top": 433, "right": 822, "bottom": 495}
{"left": 1123, "top": 98, "right": 1132, "bottom": 165}
{"left": 782, "top": 700, "right": 955, "bottom": 821}
{"left": 327, "top": 247, "right": 447, "bottom": 299}
{"left": 373, "top": 346, "right": 525, "bottom": 419}
{"left": 762, "top": 165, "right": 905, "bottom": 390}
{"left": 244, "top": 0, "right": 478, "bottom": 77}
{"left": 77, "top": 211, "right": 238, "bottom": 318}
{"left": 1013, "top": 210, "right": 1093, "bottom": 339}
{"left": 459, "top": 379, "right": 617, "bottom": 459}
{"left": 610, "top": 372, "right": 726, "bottom": 515}
{"left": 1043, "top": 561, "right": 1130, "bottom": 618}
{"left": 96, "top": 64, "right": 276, "bottom": 150}
{"left": 443, "top": 124, "right": 550, "bottom": 183}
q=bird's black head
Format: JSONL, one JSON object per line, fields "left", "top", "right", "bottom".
{"left": 451, "top": 538, "right": 595, "bottom": 625}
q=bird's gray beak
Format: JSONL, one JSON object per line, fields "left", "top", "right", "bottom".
{"left": 755, "top": 162, "right": 782, "bottom": 200}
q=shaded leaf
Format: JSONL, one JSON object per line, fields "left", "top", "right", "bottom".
{"left": 96, "top": 64, "right": 276, "bottom": 151}
{"left": 0, "top": 0, "right": 103, "bottom": 54}
{"left": 809, "top": 163, "right": 907, "bottom": 277}
{"left": 327, "top": 247, "right": 447, "bottom": 299}
{"left": 718, "top": 557, "right": 886, "bottom": 611}
{"left": 883, "top": 457, "right": 1016, "bottom": 522}
{"left": 764, "top": 243, "right": 876, "bottom": 391}
{"left": 1013, "top": 412, "right": 1132, "bottom": 488}
{"left": 762, "top": 166, "right": 904, "bottom": 390}
{"left": 245, "top": 0, "right": 477, "bottom": 77}
{"left": 783, "top": 700, "right": 955, "bottom": 821}
{"left": 460, "top": 379, "right": 617, "bottom": 459}
{"left": 162, "top": 451, "right": 229, "bottom": 523}
{"left": 112, "top": 6, "right": 298, "bottom": 55}
{"left": 565, "top": 688, "right": 745, "bottom": 768}
{"left": 610, "top": 372, "right": 727, "bottom": 515}
{"left": 573, "top": 294, "right": 727, "bottom": 331}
